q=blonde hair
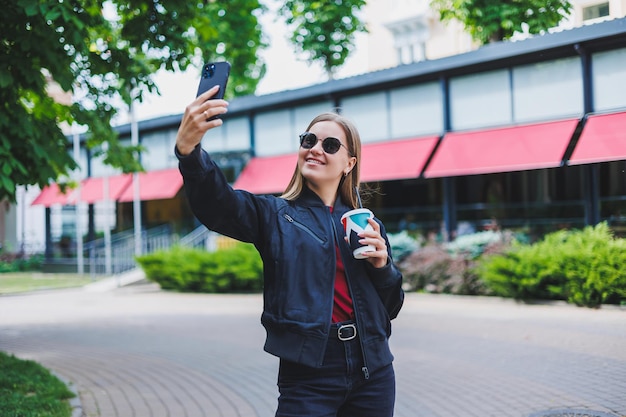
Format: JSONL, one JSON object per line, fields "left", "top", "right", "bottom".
{"left": 280, "top": 112, "right": 362, "bottom": 209}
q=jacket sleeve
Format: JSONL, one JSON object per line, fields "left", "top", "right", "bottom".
{"left": 365, "top": 221, "right": 405, "bottom": 320}
{"left": 366, "top": 259, "right": 404, "bottom": 320}
{"left": 176, "top": 145, "right": 265, "bottom": 244}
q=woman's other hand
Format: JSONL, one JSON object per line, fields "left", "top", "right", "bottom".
{"left": 359, "top": 218, "right": 389, "bottom": 269}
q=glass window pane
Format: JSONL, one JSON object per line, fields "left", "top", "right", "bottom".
{"left": 340, "top": 91, "right": 389, "bottom": 143}
{"left": 89, "top": 149, "right": 114, "bottom": 178}
{"left": 73, "top": 146, "right": 89, "bottom": 179}
{"left": 254, "top": 109, "right": 293, "bottom": 157}
{"left": 450, "top": 69, "right": 512, "bottom": 130}
{"left": 223, "top": 117, "right": 250, "bottom": 151}
{"left": 593, "top": 47, "right": 626, "bottom": 112}
{"left": 390, "top": 82, "right": 443, "bottom": 138}
{"left": 203, "top": 117, "right": 251, "bottom": 153}
{"left": 294, "top": 101, "right": 336, "bottom": 135}
{"left": 202, "top": 119, "right": 226, "bottom": 153}
{"left": 513, "top": 57, "right": 583, "bottom": 123}
{"left": 583, "top": 2, "right": 610, "bottom": 20}
{"left": 142, "top": 130, "right": 174, "bottom": 171}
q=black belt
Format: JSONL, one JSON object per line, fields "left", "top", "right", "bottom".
{"left": 330, "top": 321, "right": 357, "bottom": 341}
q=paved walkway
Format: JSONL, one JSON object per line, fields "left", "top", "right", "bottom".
{"left": 1, "top": 278, "right": 625, "bottom": 417}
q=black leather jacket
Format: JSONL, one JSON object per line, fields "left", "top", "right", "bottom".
{"left": 177, "top": 146, "right": 404, "bottom": 374}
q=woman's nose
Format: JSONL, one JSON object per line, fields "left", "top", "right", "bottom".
{"left": 310, "top": 138, "right": 324, "bottom": 153}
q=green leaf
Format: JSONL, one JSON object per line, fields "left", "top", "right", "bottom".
{"left": 44, "top": 8, "right": 61, "bottom": 21}
{"left": 0, "top": 72, "right": 12, "bottom": 88}
{"left": 430, "top": 0, "right": 572, "bottom": 44}
{"left": 278, "top": 0, "right": 366, "bottom": 78}
{"left": 18, "top": 0, "right": 38, "bottom": 16}
{"left": 1, "top": 175, "right": 15, "bottom": 195}
{"left": 2, "top": 162, "right": 11, "bottom": 176}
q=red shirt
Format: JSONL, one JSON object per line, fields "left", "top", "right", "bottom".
{"left": 330, "top": 206, "right": 354, "bottom": 323}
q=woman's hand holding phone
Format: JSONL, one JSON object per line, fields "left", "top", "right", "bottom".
{"left": 175, "top": 85, "right": 229, "bottom": 156}
{"left": 175, "top": 61, "right": 231, "bottom": 155}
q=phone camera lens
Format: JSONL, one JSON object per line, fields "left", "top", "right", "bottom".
{"left": 208, "top": 64, "right": 216, "bottom": 77}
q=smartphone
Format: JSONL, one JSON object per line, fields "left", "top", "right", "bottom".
{"left": 196, "top": 61, "right": 231, "bottom": 120}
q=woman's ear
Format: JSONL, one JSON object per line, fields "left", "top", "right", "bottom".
{"left": 345, "top": 157, "right": 357, "bottom": 176}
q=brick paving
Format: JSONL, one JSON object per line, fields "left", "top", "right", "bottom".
{"left": 1, "top": 280, "right": 625, "bottom": 417}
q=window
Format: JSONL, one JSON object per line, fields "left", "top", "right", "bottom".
{"left": 341, "top": 91, "right": 389, "bottom": 143}
{"left": 389, "top": 83, "right": 443, "bottom": 138}
{"left": 254, "top": 109, "right": 293, "bottom": 157}
{"left": 222, "top": 117, "right": 252, "bottom": 152}
{"left": 512, "top": 57, "right": 583, "bottom": 123}
{"left": 449, "top": 69, "right": 512, "bottom": 130}
{"left": 294, "top": 102, "right": 335, "bottom": 135}
{"left": 582, "top": 2, "right": 610, "bottom": 21}
{"left": 141, "top": 130, "right": 174, "bottom": 171}
{"left": 592, "top": 48, "right": 626, "bottom": 111}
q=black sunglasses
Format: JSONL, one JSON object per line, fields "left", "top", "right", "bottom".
{"left": 299, "top": 132, "right": 352, "bottom": 156}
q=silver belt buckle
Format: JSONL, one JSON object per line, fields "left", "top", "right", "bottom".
{"left": 337, "top": 323, "right": 357, "bottom": 341}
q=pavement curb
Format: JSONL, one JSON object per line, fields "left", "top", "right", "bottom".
{"left": 52, "top": 371, "right": 83, "bottom": 417}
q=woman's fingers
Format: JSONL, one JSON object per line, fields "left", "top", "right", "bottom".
{"left": 359, "top": 219, "right": 388, "bottom": 268}
{"left": 175, "top": 88, "right": 229, "bottom": 155}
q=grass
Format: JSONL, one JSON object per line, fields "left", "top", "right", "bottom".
{"left": 0, "top": 272, "right": 95, "bottom": 295}
{"left": 0, "top": 351, "right": 74, "bottom": 417}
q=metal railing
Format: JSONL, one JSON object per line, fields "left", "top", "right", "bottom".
{"left": 81, "top": 224, "right": 227, "bottom": 276}
{"left": 43, "top": 225, "right": 237, "bottom": 276}
{"left": 84, "top": 225, "right": 178, "bottom": 276}
{"left": 178, "top": 225, "right": 213, "bottom": 250}
{"left": 178, "top": 226, "right": 238, "bottom": 251}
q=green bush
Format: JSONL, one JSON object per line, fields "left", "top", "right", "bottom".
{"left": 0, "top": 254, "right": 44, "bottom": 273}
{"left": 479, "top": 222, "right": 626, "bottom": 307}
{"left": 136, "top": 243, "right": 263, "bottom": 293}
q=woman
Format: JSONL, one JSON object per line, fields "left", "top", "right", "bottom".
{"left": 175, "top": 85, "right": 404, "bottom": 417}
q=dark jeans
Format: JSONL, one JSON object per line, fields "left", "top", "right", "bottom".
{"left": 275, "top": 324, "right": 395, "bottom": 417}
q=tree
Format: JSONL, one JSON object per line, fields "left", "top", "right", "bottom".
{"left": 278, "top": 0, "right": 367, "bottom": 80}
{"left": 0, "top": 0, "right": 266, "bottom": 203}
{"left": 430, "top": 0, "right": 572, "bottom": 45}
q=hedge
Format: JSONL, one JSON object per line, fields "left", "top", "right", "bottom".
{"left": 478, "top": 222, "right": 626, "bottom": 308}
{"left": 136, "top": 242, "right": 263, "bottom": 293}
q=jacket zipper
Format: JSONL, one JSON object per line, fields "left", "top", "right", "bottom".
{"left": 330, "top": 211, "right": 370, "bottom": 380}
{"left": 283, "top": 211, "right": 330, "bottom": 366}
{"left": 282, "top": 214, "right": 325, "bottom": 245}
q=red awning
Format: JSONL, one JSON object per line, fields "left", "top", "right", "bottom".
{"left": 423, "top": 118, "right": 580, "bottom": 178}
{"left": 233, "top": 154, "right": 297, "bottom": 195}
{"left": 32, "top": 168, "right": 182, "bottom": 206}
{"left": 360, "top": 136, "right": 440, "bottom": 182}
{"left": 66, "top": 174, "right": 133, "bottom": 205}
{"left": 117, "top": 168, "right": 184, "bottom": 202}
{"left": 232, "top": 136, "right": 440, "bottom": 195}
{"left": 31, "top": 183, "right": 72, "bottom": 207}
{"left": 568, "top": 111, "right": 626, "bottom": 165}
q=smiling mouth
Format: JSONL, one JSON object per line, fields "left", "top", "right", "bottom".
{"left": 305, "top": 158, "right": 324, "bottom": 165}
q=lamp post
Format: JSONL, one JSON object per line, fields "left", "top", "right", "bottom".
{"left": 130, "top": 98, "right": 142, "bottom": 257}
{"left": 72, "top": 126, "right": 84, "bottom": 274}
{"left": 101, "top": 142, "right": 112, "bottom": 276}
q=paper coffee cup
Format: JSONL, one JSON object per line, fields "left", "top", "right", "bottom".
{"left": 341, "top": 208, "right": 375, "bottom": 259}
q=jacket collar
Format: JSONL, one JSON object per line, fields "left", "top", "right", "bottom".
{"left": 298, "top": 185, "right": 351, "bottom": 213}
